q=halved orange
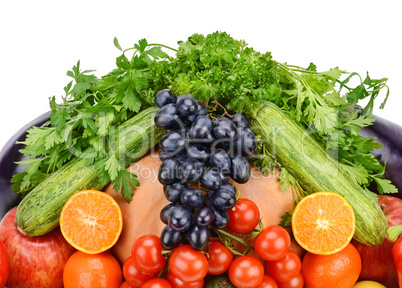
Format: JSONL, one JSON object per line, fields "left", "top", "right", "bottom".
{"left": 291, "top": 191, "right": 355, "bottom": 255}
{"left": 60, "top": 190, "right": 123, "bottom": 254}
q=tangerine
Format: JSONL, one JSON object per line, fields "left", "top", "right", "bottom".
{"left": 60, "top": 189, "right": 123, "bottom": 254}
{"left": 301, "top": 243, "right": 362, "bottom": 288}
{"left": 292, "top": 191, "right": 355, "bottom": 255}
{"left": 63, "top": 250, "right": 123, "bottom": 288}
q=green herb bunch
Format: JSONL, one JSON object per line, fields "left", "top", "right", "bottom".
{"left": 12, "top": 31, "right": 395, "bottom": 202}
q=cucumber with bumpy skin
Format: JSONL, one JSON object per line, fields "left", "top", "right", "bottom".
{"left": 16, "top": 106, "right": 163, "bottom": 237}
{"left": 250, "top": 101, "right": 387, "bottom": 246}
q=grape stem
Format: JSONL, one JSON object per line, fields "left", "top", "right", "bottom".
{"left": 208, "top": 95, "right": 233, "bottom": 118}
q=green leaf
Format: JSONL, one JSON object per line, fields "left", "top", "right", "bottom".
{"left": 116, "top": 54, "right": 130, "bottom": 70}
{"left": 322, "top": 67, "right": 344, "bottom": 80}
{"left": 135, "top": 38, "right": 148, "bottom": 52}
{"left": 325, "top": 91, "right": 347, "bottom": 106}
{"left": 104, "top": 154, "right": 120, "bottom": 181}
{"left": 346, "top": 83, "right": 368, "bottom": 103}
{"left": 112, "top": 169, "right": 139, "bottom": 202}
{"left": 340, "top": 163, "right": 369, "bottom": 186}
{"left": 123, "top": 87, "right": 142, "bottom": 112}
{"left": 113, "top": 37, "right": 123, "bottom": 51}
{"left": 373, "top": 177, "right": 398, "bottom": 194}
{"left": 279, "top": 211, "right": 293, "bottom": 228}
{"left": 98, "top": 111, "right": 115, "bottom": 137}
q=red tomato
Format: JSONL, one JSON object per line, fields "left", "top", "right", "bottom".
{"left": 0, "top": 240, "right": 9, "bottom": 288}
{"left": 120, "top": 281, "right": 135, "bottom": 288}
{"left": 169, "top": 245, "right": 208, "bottom": 283}
{"left": 256, "top": 275, "right": 278, "bottom": 288}
{"left": 264, "top": 251, "right": 301, "bottom": 283}
{"left": 227, "top": 198, "right": 260, "bottom": 233}
{"left": 123, "top": 256, "right": 155, "bottom": 287}
{"left": 131, "top": 234, "right": 166, "bottom": 274}
{"left": 207, "top": 241, "right": 234, "bottom": 275}
{"left": 228, "top": 256, "right": 264, "bottom": 288}
{"left": 167, "top": 271, "right": 204, "bottom": 288}
{"left": 277, "top": 273, "right": 304, "bottom": 288}
{"left": 254, "top": 225, "right": 291, "bottom": 261}
{"left": 142, "top": 278, "right": 173, "bottom": 288}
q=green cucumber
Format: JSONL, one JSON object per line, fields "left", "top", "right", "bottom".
{"left": 16, "top": 106, "right": 163, "bottom": 237}
{"left": 250, "top": 101, "right": 387, "bottom": 246}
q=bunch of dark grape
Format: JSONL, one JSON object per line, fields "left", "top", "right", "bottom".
{"left": 154, "top": 89, "right": 257, "bottom": 251}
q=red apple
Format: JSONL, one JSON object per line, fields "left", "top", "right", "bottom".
{"left": 351, "top": 195, "right": 402, "bottom": 288}
{"left": 0, "top": 239, "right": 9, "bottom": 288}
{"left": 0, "top": 207, "right": 76, "bottom": 288}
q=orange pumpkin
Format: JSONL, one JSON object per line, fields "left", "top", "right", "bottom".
{"left": 105, "top": 151, "right": 300, "bottom": 264}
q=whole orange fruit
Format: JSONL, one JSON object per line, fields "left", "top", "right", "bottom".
{"left": 301, "top": 243, "right": 361, "bottom": 288}
{"left": 63, "top": 251, "right": 122, "bottom": 288}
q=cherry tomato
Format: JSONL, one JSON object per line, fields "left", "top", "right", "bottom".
{"left": 227, "top": 198, "right": 260, "bottom": 233}
{"left": 207, "top": 240, "right": 234, "bottom": 275}
{"left": 256, "top": 275, "right": 278, "bottom": 288}
{"left": 131, "top": 234, "right": 167, "bottom": 274}
{"left": 120, "top": 281, "right": 134, "bottom": 288}
{"left": 254, "top": 225, "right": 291, "bottom": 261}
{"left": 123, "top": 256, "right": 155, "bottom": 287}
{"left": 277, "top": 273, "right": 304, "bottom": 288}
{"left": 264, "top": 251, "right": 301, "bottom": 283}
{"left": 169, "top": 245, "right": 208, "bottom": 283}
{"left": 167, "top": 271, "right": 204, "bottom": 288}
{"left": 0, "top": 240, "right": 9, "bottom": 288}
{"left": 142, "top": 278, "right": 173, "bottom": 288}
{"left": 228, "top": 256, "right": 264, "bottom": 288}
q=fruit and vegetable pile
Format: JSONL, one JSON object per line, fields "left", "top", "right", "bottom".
{"left": 1, "top": 31, "right": 402, "bottom": 288}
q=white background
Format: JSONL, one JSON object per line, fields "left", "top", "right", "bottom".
{"left": 0, "top": 0, "right": 401, "bottom": 151}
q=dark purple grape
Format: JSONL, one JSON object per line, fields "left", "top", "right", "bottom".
{"left": 158, "top": 158, "right": 180, "bottom": 185}
{"left": 193, "top": 132, "right": 215, "bottom": 146}
{"left": 164, "top": 182, "right": 189, "bottom": 203}
{"left": 188, "top": 116, "right": 212, "bottom": 139}
{"left": 232, "top": 112, "right": 251, "bottom": 129}
{"left": 209, "top": 149, "right": 231, "bottom": 180}
{"left": 186, "top": 144, "right": 210, "bottom": 163}
{"left": 200, "top": 168, "right": 223, "bottom": 190}
{"left": 160, "top": 225, "right": 182, "bottom": 250}
{"left": 160, "top": 203, "right": 177, "bottom": 224}
{"left": 211, "top": 207, "right": 229, "bottom": 229}
{"left": 212, "top": 117, "right": 237, "bottom": 141}
{"left": 204, "top": 191, "right": 214, "bottom": 207}
{"left": 211, "top": 189, "right": 236, "bottom": 210}
{"left": 154, "top": 103, "right": 182, "bottom": 130}
{"left": 159, "top": 149, "right": 170, "bottom": 161}
{"left": 159, "top": 149, "right": 187, "bottom": 162}
{"left": 230, "top": 156, "right": 250, "bottom": 184}
{"left": 231, "top": 127, "right": 257, "bottom": 157}
{"left": 186, "top": 102, "right": 208, "bottom": 124}
{"left": 160, "top": 130, "right": 188, "bottom": 156}
{"left": 194, "top": 206, "right": 214, "bottom": 226}
{"left": 220, "top": 183, "right": 237, "bottom": 196}
{"left": 181, "top": 188, "right": 204, "bottom": 209}
{"left": 168, "top": 205, "right": 193, "bottom": 232}
{"left": 155, "top": 89, "right": 177, "bottom": 108}
{"left": 176, "top": 94, "right": 198, "bottom": 117}
{"left": 178, "top": 158, "right": 204, "bottom": 183}
{"left": 188, "top": 224, "right": 210, "bottom": 251}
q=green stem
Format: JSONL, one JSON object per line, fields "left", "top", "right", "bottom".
{"left": 217, "top": 229, "right": 253, "bottom": 249}
{"left": 148, "top": 43, "right": 178, "bottom": 52}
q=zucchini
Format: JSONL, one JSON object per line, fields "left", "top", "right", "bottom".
{"left": 16, "top": 106, "right": 163, "bottom": 237}
{"left": 250, "top": 101, "right": 387, "bottom": 246}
